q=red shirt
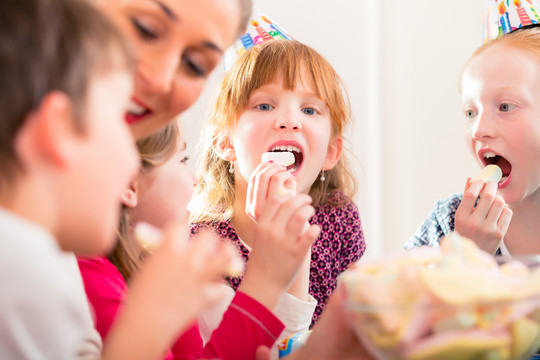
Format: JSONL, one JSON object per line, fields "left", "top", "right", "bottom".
{"left": 78, "top": 256, "right": 284, "bottom": 360}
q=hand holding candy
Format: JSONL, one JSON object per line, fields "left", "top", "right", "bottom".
{"left": 455, "top": 165, "right": 512, "bottom": 254}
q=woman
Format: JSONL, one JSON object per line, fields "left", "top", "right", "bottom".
{"left": 92, "top": 0, "right": 252, "bottom": 139}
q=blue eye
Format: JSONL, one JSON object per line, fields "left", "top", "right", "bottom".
{"left": 302, "top": 107, "right": 317, "bottom": 115}
{"left": 256, "top": 104, "right": 274, "bottom": 111}
{"left": 499, "top": 103, "right": 516, "bottom": 112}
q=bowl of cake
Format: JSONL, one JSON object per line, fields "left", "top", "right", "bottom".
{"left": 340, "top": 234, "right": 540, "bottom": 360}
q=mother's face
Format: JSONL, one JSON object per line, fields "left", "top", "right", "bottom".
{"left": 94, "top": 0, "right": 242, "bottom": 139}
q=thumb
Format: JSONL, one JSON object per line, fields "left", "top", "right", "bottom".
{"left": 255, "top": 345, "right": 272, "bottom": 360}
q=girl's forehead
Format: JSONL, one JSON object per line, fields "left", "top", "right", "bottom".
{"left": 462, "top": 44, "right": 540, "bottom": 100}
{"left": 252, "top": 66, "right": 318, "bottom": 94}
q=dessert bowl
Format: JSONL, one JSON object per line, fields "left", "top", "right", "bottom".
{"left": 340, "top": 235, "right": 540, "bottom": 360}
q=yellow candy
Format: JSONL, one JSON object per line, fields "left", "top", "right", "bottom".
{"left": 472, "top": 164, "right": 503, "bottom": 183}
{"left": 510, "top": 318, "right": 540, "bottom": 360}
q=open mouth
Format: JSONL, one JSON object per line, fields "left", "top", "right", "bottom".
{"left": 267, "top": 145, "right": 303, "bottom": 172}
{"left": 483, "top": 151, "right": 512, "bottom": 183}
{"left": 125, "top": 99, "right": 152, "bottom": 124}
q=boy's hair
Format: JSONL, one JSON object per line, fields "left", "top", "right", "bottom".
{"left": 190, "top": 39, "right": 356, "bottom": 223}
{"left": 468, "top": 26, "right": 540, "bottom": 73}
{"left": 108, "top": 122, "right": 180, "bottom": 282}
{"left": 0, "top": 0, "right": 133, "bottom": 185}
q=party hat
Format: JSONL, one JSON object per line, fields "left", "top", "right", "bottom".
{"left": 223, "top": 7, "right": 294, "bottom": 71}
{"left": 483, "top": 0, "right": 540, "bottom": 42}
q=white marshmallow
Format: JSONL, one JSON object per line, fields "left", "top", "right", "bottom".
{"left": 261, "top": 152, "right": 295, "bottom": 167}
{"left": 472, "top": 164, "right": 503, "bottom": 183}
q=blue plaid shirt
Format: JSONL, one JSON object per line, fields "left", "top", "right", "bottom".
{"left": 405, "top": 192, "right": 502, "bottom": 256}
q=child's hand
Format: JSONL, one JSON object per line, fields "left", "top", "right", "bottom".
{"left": 239, "top": 194, "right": 320, "bottom": 311}
{"left": 455, "top": 178, "right": 513, "bottom": 254}
{"left": 104, "top": 221, "right": 232, "bottom": 359}
{"left": 255, "top": 290, "right": 376, "bottom": 360}
{"left": 245, "top": 161, "right": 297, "bottom": 221}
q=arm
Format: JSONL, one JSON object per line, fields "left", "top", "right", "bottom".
{"left": 102, "top": 222, "right": 233, "bottom": 360}
{"left": 198, "top": 285, "right": 316, "bottom": 358}
{"left": 244, "top": 162, "right": 314, "bottom": 304}
{"left": 200, "top": 292, "right": 285, "bottom": 360}
{"left": 256, "top": 290, "right": 375, "bottom": 360}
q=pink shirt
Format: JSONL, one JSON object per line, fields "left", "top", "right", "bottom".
{"left": 78, "top": 256, "right": 284, "bottom": 360}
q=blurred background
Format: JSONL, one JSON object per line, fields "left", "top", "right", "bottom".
{"left": 182, "top": 0, "right": 484, "bottom": 257}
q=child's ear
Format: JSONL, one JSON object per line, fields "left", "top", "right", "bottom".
{"left": 16, "top": 91, "right": 78, "bottom": 168}
{"left": 212, "top": 134, "right": 236, "bottom": 162}
{"left": 120, "top": 179, "right": 139, "bottom": 208}
{"left": 323, "top": 136, "right": 343, "bottom": 170}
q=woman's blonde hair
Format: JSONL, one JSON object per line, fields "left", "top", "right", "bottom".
{"left": 190, "top": 39, "right": 356, "bottom": 223}
{"left": 108, "top": 122, "right": 179, "bottom": 282}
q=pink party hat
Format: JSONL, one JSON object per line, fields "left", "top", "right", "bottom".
{"left": 223, "top": 7, "right": 294, "bottom": 71}
{"left": 483, "top": 0, "right": 540, "bottom": 42}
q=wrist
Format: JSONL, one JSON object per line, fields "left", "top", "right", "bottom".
{"left": 238, "top": 269, "right": 284, "bottom": 311}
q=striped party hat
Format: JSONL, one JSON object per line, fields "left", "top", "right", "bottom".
{"left": 483, "top": 0, "right": 540, "bottom": 42}
{"left": 223, "top": 7, "right": 293, "bottom": 71}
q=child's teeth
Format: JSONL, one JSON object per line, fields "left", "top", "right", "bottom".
{"left": 128, "top": 101, "right": 146, "bottom": 115}
{"left": 483, "top": 151, "right": 497, "bottom": 159}
{"left": 270, "top": 145, "right": 301, "bottom": 153}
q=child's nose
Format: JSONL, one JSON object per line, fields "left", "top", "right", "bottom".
{"left": 275, "top": 110, "right": 301, "bottom": 131}
{"left": 471, "top": 112, "right": 496, "bottom": 141}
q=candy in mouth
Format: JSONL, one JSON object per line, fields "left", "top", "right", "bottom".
{"left": 472, "top": 165, "right": 502, "bottom": 183}
{"left": 482, "top": 151, "right": 511, "bottom": 183}
{"left": 262, "top": 145, "right": 303, "bottom": 172}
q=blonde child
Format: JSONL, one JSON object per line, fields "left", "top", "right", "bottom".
{"left": 406, "top": 26, "right": 540, "bottom": 257}
{"left": 79, "top": 120, "right": 317, "bottom": 359}
{"left": 0, "top": 0, "right": 235, "bottom": 358}
{"left": 190, "top": 39, "right": 366, "bottom": 330}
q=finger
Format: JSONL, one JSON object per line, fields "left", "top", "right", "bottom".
{"left": 284, "top": 203, "right": 316, "bottom": 237}
{"left": 255, "top": 346, "right": 272, "bottom": 360}
{"left": 268, "top": 170, "right": 296, "bottom": 197}
{"left": 251, "top": 163, "right": 288, "bottom": 207}
{"left": 497, "top": 207, "right": 513, "bottom": 234}
{"left": 247, "top": 162, "right": 273, "bottom": 208}
{"left": 484, "top": 195, "right": 505, "bottom": 226}
{"left": 298, "top": 224, "right": 321, "bottom": 249}
{"left": 272, "top": 194, "right": 313, "bottom": 228}
{"left": 460, "top": 181, "right": 485, "bottom": 214}
{"left": 470, "top": 181, "right": 498, "bottom": 219}
{"left": 190, "top": 230, "right": 227, "bottom": 277}
{"left": 160, "top": 220, "right": 190, "bottom": 249}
